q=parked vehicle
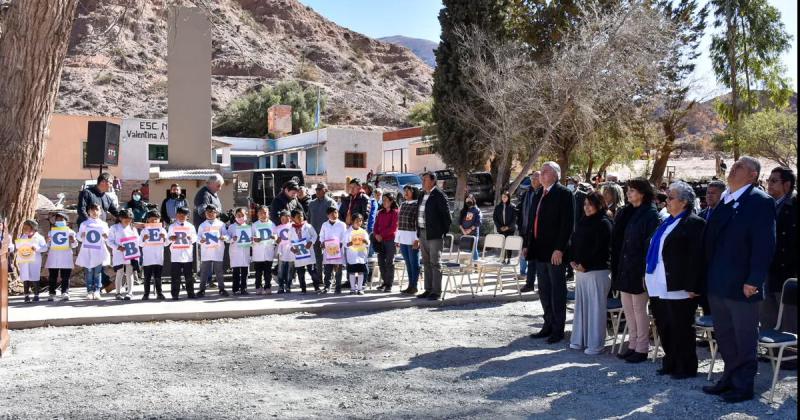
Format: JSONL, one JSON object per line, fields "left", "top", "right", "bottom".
{"left": 232, "top": 169, "right": 305, "bottom": 219}
{"left": 433, "top": 169, "right": 456, "bottom": 198}
{"left": 373, "top": 172, "right": 423, "bottom": 201}
{"left": 442, "top": 172, "right": 495, "bottom": 205}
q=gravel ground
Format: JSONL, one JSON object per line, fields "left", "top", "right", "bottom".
{"left": 0, "top": 301, "right": 796, "bottom": 419}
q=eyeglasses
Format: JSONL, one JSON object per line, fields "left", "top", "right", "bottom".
{"left": 767, "top": 177, "right": 784, "bottom": 184}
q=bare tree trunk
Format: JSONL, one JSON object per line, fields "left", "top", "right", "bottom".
{"left": 584, "top": 154, "right": 595, "bottom": 183}
{"left": 508, "top": 103, "right": 572, "bottom": 194}
{"left": 453, "top": 171, "right": 468, "bottom": 218}
{"left": 0, "top": 0, "right": 79, "bottom": 238}
{"left": 493, "top": 149, "right": 511, "bottom": 204}
{"left": 649, "top": 120, "right": 676, "bottom": 186}
{"left": 597, "top": 156, "right": 614, "bottom": 179}
{"left": 557, "top": 150, "right": 570, "bottom": 184}
{"left": 725, "top": 3, "right": 740, "bottom": 160}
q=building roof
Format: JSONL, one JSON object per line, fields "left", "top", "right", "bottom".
{"left": 383, "top": 126, "right": 424, "bottom": 141}
{"left": 263, "top": 142, "right": 326, "bottom": 156}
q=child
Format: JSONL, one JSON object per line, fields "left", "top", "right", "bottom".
{"left": 319, "top": 206, "right": 347, "bottom": 294}
{"left": 139, "top": 210, "right": 168, "bottom": 300}
{"left": 197, "top": 204, "right": 228, "bottom": 297}
{"left": 345, "top": 213, "right": 370, "bottom": 295}
{"left": 107, "top": 209, "right": 140, "bottom": 300}
{"left": 274, "top": 210, "right": 294, "bottom": 294}
{"left": 44, "top": 212, "right": 77, "bottom": 301}
{"left": 75, "top": 203, "right": 111, "bottom": 300}
{"left": 16, "top": 220, "right": 47, "bottom": 302}
{"left": 251, "top": 206, "right": 277, "bottom": 295}
{"left": 228, "top": 207, "right": 253, "bottom": 295}
{"left": 167, "top": 206, "right": 197, "bottom": 300}
{"left": 287, "top": 209, "right": 320, "bottom": 294}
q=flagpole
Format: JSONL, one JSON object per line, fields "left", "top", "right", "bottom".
{"left": 315, "top": 86, "right": 321, "bottom": 176}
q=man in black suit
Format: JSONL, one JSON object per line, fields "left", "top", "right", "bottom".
{"left": 518, "top": 171, "right": 540, "bottom": 292}
{"left": 762, "top": 167, "right": 797, "bottom": 333}
{"left": 414, "top": 172, "right": 452, "bottom": 300}
{"left": 702, "top": 156, "right": 776, "bottom": 403}
{"left": 525, "top": 162, "right": 575, "bottom": 343}
{"left": 699, "top": 180, "right": 725, "bottom": 222}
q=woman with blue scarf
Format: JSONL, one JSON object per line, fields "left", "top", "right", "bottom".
{"left": 645, "top": 181, "right": 706, "bottom": 379}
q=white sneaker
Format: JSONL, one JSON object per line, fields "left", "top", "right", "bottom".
{"left": 87, "top": 292, "right": 94, "bottom": 300}
{"left": 61, "top": 292, "right": 70, "bottom": 301}
{"left": 94, "top": 291, "right": 102, "bottom": 300}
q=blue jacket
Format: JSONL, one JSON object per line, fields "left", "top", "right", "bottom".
{"left": 366, "top": 197, "right": 378, "bottom": 233}
{"left": 703, "top": 185, "right": 776, "bottom": 301}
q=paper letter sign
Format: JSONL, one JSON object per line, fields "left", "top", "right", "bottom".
{"left": 84, "top": 227, "right": 104, "bottom": 250}
{"left": 144, "top": 223, "right": 164, "bottom": 247}
{"left": 324, "top": 238, "right": 342, "bottom": 263}
{"left": 120, "top": 236, "right": 140, "bottom": 261}
{"left": 15, "top": 238, "right": 36, "bottom": 264}
{"left": 50, "top": 226, "right": 71, "bottom": 251}
{"left": 202, "top": 227, "right": 221, "bottom": 250}
{"left": 292, "top": 239, "right": 311, "bottom": 260}
{"left": 349, "top": 229, "right": 367, "bottom": 253}
{"left": 253, "top": 222, "right": 273, "bottom": 243}
{"left": 236, "top": 225, "right": 252, "bottom": 248}
{"left": 172, "top": 226, "right": 192, "bottom": 250}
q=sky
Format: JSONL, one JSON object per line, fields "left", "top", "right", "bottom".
{"left": 299, "top": 0, "right": 797, "bottom": 100}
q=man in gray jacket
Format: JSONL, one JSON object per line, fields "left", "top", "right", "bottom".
{"left": 309, "top": 182, "right": 337, "bottom": 275}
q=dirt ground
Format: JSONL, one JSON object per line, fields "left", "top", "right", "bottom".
{"left": 0, "top": 301, "right": 796, "bottom": 419}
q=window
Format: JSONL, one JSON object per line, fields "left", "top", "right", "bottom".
{"left": 148, "top": 144, "right": 168, "bottom": 161}
{"left": 345, "top": 152, "right": 366, "bottom": 168}
{"left": 416, "top": 146, "right": 435, "bottom": 156}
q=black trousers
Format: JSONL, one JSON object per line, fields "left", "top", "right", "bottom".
{"left": 170, "top": 262, "right": 194, "bottom": 299}
{"left": 324, "top": 264, "right": 343, "bottom": 291}
{"left": 295, "top": 265, "right": 321, "bottom": 291}
{"left": 143, "top": 265, "right": 163, "bottom": 296}
{"left": 375, "top": 240, "right": 396, "bottom": 287}
{"left": 48, "top": 268, "right": 71, "bottom": 295}
{"left": 652, "top": 297, "right": 698, "bottom": 376}
{"left": 254, "top": 261, "right": 273, "bottom": 289}
{"left": 709, "top": 295, "right": 760, "bottom": 394}
{"left": 232, "top": 267, "right": 249, "bottom": 292}
{"left": 536, "top": 261, "right": 567, "bottom": 335}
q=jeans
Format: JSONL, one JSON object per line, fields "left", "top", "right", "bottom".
{"left": 399, "top": 244, "right": 420, "bottom": 288}
{"left": 536, "top": 261, "right": 568, "bottom": 335}
{"left": 232, "top": 267, "right": 249, "bottom": 292}
{"left": 199, "top": 261, "right": 225, "bottom": 293}
{"left": 324, "top": 264, "right": 343, "bottom": 291}
{"left": 375, "top": 240, "right": 396, "bottom": 288}
{"left": 48, "top": 268, "right": 71, "bottom": 295}
{"left": 85, "top": 265, "right": 103, "bottom": 293}
{"left": 520, "top": 258, "right": 527, "bottom": 276}
{"left": 278, "top": 262, "right": 294, "bottom": 291}
{"left": 254, "top": 261, "right": 273, "bottom": 290}
{"left": 525, "top": 259, "right": 537, "bottom": 287}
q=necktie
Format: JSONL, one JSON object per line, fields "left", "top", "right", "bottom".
{"left": 534, "top": 189, "right": 549, "bottom": 239}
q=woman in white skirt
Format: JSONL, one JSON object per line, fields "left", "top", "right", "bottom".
{"left": 569, "top": 192, "right": 613, "bottom": 355}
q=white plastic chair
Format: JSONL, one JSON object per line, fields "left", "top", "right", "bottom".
{"left": 485, "top": 235, "right": 524, "bottom": 297}
{"left": 758, "top": 278, "right": 798, "bottom": 404}
{"left": 474, "top": 233, "right": 506, "bottom": 291}
{"left": 441, "top": 235, "right": 477, "bottom": 300}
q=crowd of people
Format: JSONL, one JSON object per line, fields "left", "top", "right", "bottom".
{"left": 7, "top": 156, "right": 796, "bottom": 402}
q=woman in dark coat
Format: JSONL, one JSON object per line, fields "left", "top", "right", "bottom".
{"left": 645, "top": 181, "right": 706, "bottom": 379}
{"left": 611, "top": 178, "right": 661, "bottom": 363}
{"left": 492, "top": 191, "right": 516, "bottom": 263}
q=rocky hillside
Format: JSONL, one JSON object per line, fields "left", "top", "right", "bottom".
{"left": 56, "top": 0, "right": 433, "bottom": 127}
{"left": 379, "top": 35, "right": 438, "bottom": 67}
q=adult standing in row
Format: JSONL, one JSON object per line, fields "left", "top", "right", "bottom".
{"left": 374, "top": 193, "right": 399, "bottom": 292}
{"left": 763, "top": 167, "right": 797, "bottom": 333}
{"left": 339, "top": 179, "right": 370, "bottom": 227}
{"left": 601, "top": 183, "right": 625, "bottom": 218}
{"left": 77, "top": 172, "right": 120, "bottom": 225}
{"left": 646, "top": 181, "right": 705, "bottom": 379}
{"left": 518, "top": 171, "right": 541, "bottom": 292}
{"left": 493, "top": 192, "right": 516, "bottom": 264}
{"left": 309, "top": 182, "right": 337, "bottom": 276}
{"left": 193, "top": 174, "right": 224, "bottom": 227}
{"left": 397, "top": 186, "right": 421, "bottom": 295}
{"left": 415, "top": 172, "right": 451, "bottom": 301}
{"left": 526, "top": 162, "right": 574, "bottom": 344}
{"left": 700, "top": 180, "right": 725, "bottom": 222}
{"left": 702, "top": 157, "right": 776, "bottom": 403}
{"left": 569, "top": 191, "right": 613, "bottom": 355}
{"left": 611, "top": 178, "right": 660, "bottom": 363}
{"left": 160, "top": 183, "right": 187, "bottom": 226}
{"left": 269, "top": 181, "right": 300, "bottom": 225}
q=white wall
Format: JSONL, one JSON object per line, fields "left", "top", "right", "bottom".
{"left": 326, "top": 128, "right": 382, "bottom": 184}
{"left": 408, "top": 140, "right": 446, "bottom": 174}
{"left": 120, "top": 118, "right": 168, "bottom": 181}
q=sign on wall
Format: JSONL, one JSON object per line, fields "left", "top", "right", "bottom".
{"left": 120, "top": 118, "right": 168, "bottom": 180}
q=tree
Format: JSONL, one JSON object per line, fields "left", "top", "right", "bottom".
{"left": 0, "top": 0, "right": 80, "bottom": 238}
{"left": 432, "top": 0, "right": 509, "bottom": 208}
{"left": 737, "top": 108, "right": 797, "bottom": 168}
{"left": 407, "top": 99, "right": 434, "bottom": 128}
{"left": 648, "top": 0, "right": 709, "bottom": 186}
{"left": 710, "top": 0, "right": 793, "bottom": 159}
{"left": 213, "top": 81, "right": 326, "bottom": 138}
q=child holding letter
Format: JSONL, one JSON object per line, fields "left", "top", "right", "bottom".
{"left": 287, "top": 209, "right": 320, "bottom": 294}
{"left": 45, "top": 212, "right": 77, "bottom": 301}
{"left": 139, "top": 210, "right": 167, "bottom": 300}
{"left": 319, "top": 206, "right": 347, "bottom": 294}
{"left": 17, "top": 220, "right": 47, "bottom": 303}
{"left": 108, "top": 209, "right": 140, "bottom": 300}
{"left": 345, "top": 213, "right": 370, "bottom": 295}
{"left": 228, "top": 207, "right": 253, "bottom": 295}
{"left": 275, "top": 210, "right": 294, "bottom": 294}
{"left": 76, "top": 203, "right": 110, "bottom": 300}
{"left": 252, "top": 206, "right": 276, "bottom": 295}
{"left": 167, "top": 207, "right": 197, "bottom": 300}
{"left": 197, "top": 204, "right": 228, "bottom": 297}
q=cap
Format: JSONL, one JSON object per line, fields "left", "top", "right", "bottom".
{"left": 315, "top": 182, "right": 328, "bottom": 191}
{"left": 284, "top": 181, "right": 299, "bottom": 191}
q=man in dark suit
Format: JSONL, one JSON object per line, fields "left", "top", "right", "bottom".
{"left": 699, "top": 180, "right": 725, "bottom": 222}
{"left": 702, "top": 156, "right": 776, "bottom": 403}
{"left": 518, "top": 171, "right": 540, "bottom": 291}
{"left": 762, "top": 167, "right": 797, "bottom": 333}
{"left": 414, "top": 172, "right": 452, "bottom": 300}
{"left": 525, "top": 162, "right": 574, "bottom": 343}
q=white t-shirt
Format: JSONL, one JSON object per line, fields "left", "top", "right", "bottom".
{"left": 16, "top": 233, "right": 47, "bottom": 281}
{"left": 76, "top": 219, "right": 111, "bottom": 268}
{"left": 167, "top": 221, "right": 197, "bottom": 263}
{"left": 275, "top": 223, "right": 294, "bottom": 262}
{"left": 251, "top": 220, "right": 277, "bottom": 262}
{"left": 344, "top": 227, "right": 370, "bottom": 265}
{"left": 198, "top": 219, "right": 227, "bottom": 262}
{"left": 108, "top": 223, "right": 140, "bottom": 267}
{"left": 319, "top": 219, "right": 348, "bottom": 265}
{"left": 287, "top": 223, "right": 318, "bottom": 268}
{"left": 44, "top": 227, "right": 77, "bottom": 269}
{"left": 139, "top": 226, "right": 168, "bottom": 266}
{"left": 227, "top": 223, "right": 254, "bottom": 268}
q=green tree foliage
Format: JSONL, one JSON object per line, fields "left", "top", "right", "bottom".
{"left": 213, "top": 81, "right": 326, "bottom": 138}
{"left": 432, "top": 0, "right": 509, "bottom": 205}
{"left": 710, "top": 0, "right": 793, "bottom": 158}
{"left": 407, "top": 99, "right": 434, "bottom": 128}
{"left": 737, "top": 108, "right": 797, "bottom": 168}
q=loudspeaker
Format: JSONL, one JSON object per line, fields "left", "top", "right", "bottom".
{"left": 86, "top": 121, "right": 120, "bottom": 166}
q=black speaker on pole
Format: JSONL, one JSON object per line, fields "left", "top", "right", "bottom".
{"left": 86, "top": 121, "right": 120, "bottom": 166}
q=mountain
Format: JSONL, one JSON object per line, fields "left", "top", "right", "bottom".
{"left": 56, "top": 0, "right": 434, "bottom": 127}
{"left": 379, "top": 36, "right": 438, "bottom": 68}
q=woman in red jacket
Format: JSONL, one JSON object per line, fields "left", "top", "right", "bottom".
{"left": 374, "top": 192, "right": 399, "bottom": 292}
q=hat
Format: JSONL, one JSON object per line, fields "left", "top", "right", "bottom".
{"left": 315, "top": 182, "right": 328, "bottom": 191}
{"left": 52, "top": 211, "right": 69, "bottom": 220}
{"left": 204, "top": 204, "right": 219, "bottom": 212}
{"left": 349, "top": 178, "right": 362, "bottom": 185}
{"left": 284, "top": 181, "right": 299, "bottom": 191}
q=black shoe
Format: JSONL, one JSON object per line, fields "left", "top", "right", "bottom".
{"left": 277, "top": 289, "right": 286, "bottom": 294}
{"left": 334, "top": 289, "right": 342, "bottom": 295}
{"left": 417, "top": 291, "right": 431, "bottom": 299}
{"left": 33, "top": 295, "right": 40, "bottom": 302}
{"left": 142, "top": 294, "right": 150, "bottom": 301}
{"left": 427, "top": 293, "right": 440, "bottom": 300}
{"left": 301, "top": 290, "right": 307, "bottom": 294}
{"left": 187, "top": 294, "right": 197, "bottom": 299}
{"left": 617, "top": 349, "right": 636, "bottom": 360}
{"left": 401, "top": 287, "right": 418, "bottom": 295}
{"left": 721, "top": 390, "right": 754, "bottom": 403}
{"left": 656, "top": 368, "right": 672, "bottom": 376}
{"left": 24, "top": 296, "right": 31, "bottom": 303}
{"left": 196, "top": 291, "right": 205, "bottom": 298}
{"left": 240, "top": 290, "right": 249, "bottom": 295}
{"left": 156, "top": 293, "right": 166, "bottom": 300}
{"left": 624, "top": 352, "right": 648, "bottom": 363}
{"left": 546, "top": 334, "right": 564, "bottom": 344}
{"left": 670, "top": 372, "right": 697, "bottom": 380}
{"left": 530, "top": 329, "right": 552, "bottom": 339}
{"left": 520, "top": 285, "right": 535, "bottom": 293}
{"left": 379, "top": 285, "right": 392, "bottom": 292}
{"left": 702, "top": 382, "right": 732, "bottom": 396}
{"left": 171, "top": 296, "right": 180, "bottom": 301}
{"left": 219, "top": 290, "right": 229, "bottom": 297}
